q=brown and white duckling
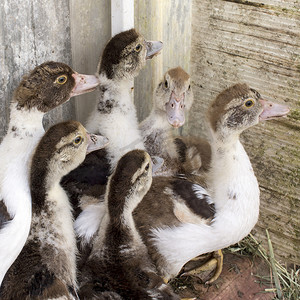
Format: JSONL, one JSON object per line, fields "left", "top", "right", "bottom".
{"left": 0, "top": 61, "right": 100, "bottom": 285}
{"left": 0, "top": 121, "right": 108, "bottom": 299}
{"left": 61, "top": 28, "right": 163, "bottom": 216}
{"left": 79, "top": 150, "right": 179, "bottom": 300}
{"left": 133, "top": 84, "right": 289, "bottom": 281}
{"left": 85, "top": 28, "right": 163, "bottom": 169}
{"left": 139, "top": 67, "right": 194, "bottom": 176}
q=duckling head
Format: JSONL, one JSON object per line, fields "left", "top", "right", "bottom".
{"left": 208, "top": 83, "right": 290, "bottom": 138}
{"left": 31, "top": 121, "right": 108, "bottom": 180}
{"left": 155, "top": 67, "right": 193, "bottom": 128}
{"left": 14, "top": 61, "right": 100, "bottom": 112}
{"left": 98, "top": 29, "right": 163, "bottom": 80}
{"left": 107, "top": 150, "right": 152, "bottom": 215}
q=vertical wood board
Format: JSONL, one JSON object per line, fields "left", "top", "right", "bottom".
{"left": 70, "top": 0, "right": 111, "bottom": 125}
{"left": 0, "top": 0, "right": 75, "bottom": 139}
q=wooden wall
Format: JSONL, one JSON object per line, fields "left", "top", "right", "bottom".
{"left": 189, "top": 0, "right": 300, "bottom": 264}
{"left": 0, "top": 0, "right": 74, "bottom": 139}
{"left": 0, "top": 0, "right": 110, "bottom": 139}
{"left": 70, "top": 0, "right": 111, "bottom": 124}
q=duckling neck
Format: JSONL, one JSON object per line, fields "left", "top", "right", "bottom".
{"left": 205, "top": 133, "right": 260, "bottom": 245}
{"left": 2, "top": 103, "right": 45, "bottom": 213}
{"left": 209, "top": 133, "right": 259, "bottom": 211}
{"left": 30, "top": 166, "right": 77, "bottom": 287}
{"left": 108, "top": 200, "right": 143, "bottom": 254}
{"left": 8, "top": 103, "right": 44, "bottom": 137}
{"left": 85, "top": 73, "right": 144, "bottom": 169}
{"left": 140, "top": 109, "right": 176, "bottom": 159}
{"left": 93, "top": 189, "right": 143, "bottom": 256}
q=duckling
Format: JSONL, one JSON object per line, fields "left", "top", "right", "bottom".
{"left": 0, "top": 61, "right": 100, "bottom": 285}
{"left": 133, "top": 84, "right": 289, "bottom": 281}
{"left": 85, "top": 28, "right": 162, "bottom": 168}
{"left": 0, "top": 121, "right": 108, "bottom": 299}
{"left": 139, "top": 67, "right": 195, "bottom": 176}
{"left": 79, "top": 150, "right": 179, "bottom": 300}
{"left": 61, "top": 28, "right": 162, "bottom": 216}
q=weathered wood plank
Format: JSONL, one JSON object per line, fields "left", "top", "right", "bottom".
{"left": 190, "top": 0, "right": 300, "bottom": 264}
{"left": 0, "top": 0, "right": 76, "bottom": 140}
{"left": 70, "top": 0, "right": 111, "bottom": 124}
{"left": 134, "top": 0, "right": 192, "bottom": 131}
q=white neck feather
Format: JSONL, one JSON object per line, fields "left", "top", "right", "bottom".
{"left": 0, "top": 103, "right": 45, "bottom": 285}
{"left": 85, "top": 73, "right": 144, "bottom": 169}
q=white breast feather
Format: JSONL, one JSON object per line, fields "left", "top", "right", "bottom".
{"left": 74, "top": 203, "right": 105, "bottom": 243}
{"left": 85, "top": 76, "right": 144, "bottom": 168}
{"left": 151, "top": 140, "right": 260, "bottom": 278}
{"left": 0, "top": 107, "right": 44, "bottom": 285}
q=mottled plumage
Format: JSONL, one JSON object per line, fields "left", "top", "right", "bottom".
{"left": 61, "top": 29, "right": 162, "bottom": 219}
{"left": 79, "top": 150, "right": 179, "bottom": 300}
{"left": 0, "top": 62, "right": 100, "bottom": 285}
{"left": 133, "top": 84, "right": 289, "bottom": 279}
{"left": 0, "top": 121, "right": 107, "bottom": 299}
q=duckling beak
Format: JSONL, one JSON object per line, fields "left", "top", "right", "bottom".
{"left": 145, "top": 40, "right": 163, "bottom": 59}
{"left": 70, "top": 73, "right": 101, "bottom": 97}
{"left": 86, "top": 133, "right": 109, "bottom": 154}
{"left": 259, "top": 99, "right": 290, "bottom": 121}
{"left": 165, "top": 92, "right": 185, "bottom": 128}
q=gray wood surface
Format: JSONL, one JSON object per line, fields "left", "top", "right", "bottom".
{"left": 70, "top": 0, "right": 111, "bottom": 124}
{"left": 0, "top": 0, "right": 75, "bottom": 140}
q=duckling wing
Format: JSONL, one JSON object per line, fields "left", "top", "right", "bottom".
{"left": 174, "top": 136, "right": 212, "bottom": 173}
{"left": 61, "top": 149, "right": 111, "bottom": 216}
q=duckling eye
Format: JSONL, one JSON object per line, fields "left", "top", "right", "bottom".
{"left": 55, "top": 75, "right": 68, "bottom": 85}
{"left": 244, "top": 99, "right": 255, "bottom": 108}
{"left": 164, "top": 80, "right": 168, "bottom": 88}
{"left": 73, "top": 136, "right": 83, "bottom": 145}
{"left": 188, "top": 85, "right": 191, "bottom": 90}
{"left": 135, "top": 44, "right": 142, "bottom": 52}
{"left": 145, "top": 163, "right": 150, "bottom": 171}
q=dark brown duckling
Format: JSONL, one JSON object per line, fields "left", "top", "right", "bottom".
{"left": 79, "top": 150, "right": 179, "bottom": 300}
{"left": 0, "top": 121, "right": 108, "bottom": 299}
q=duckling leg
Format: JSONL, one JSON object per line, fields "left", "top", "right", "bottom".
{"left": 181, "top": 250, "right": 223, "bottom": 284}
{"left": 204, "top": 249, "right": 223, "bottom": 284}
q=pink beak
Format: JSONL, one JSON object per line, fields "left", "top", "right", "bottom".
{"left": 86, "top": 133, "right": 109, "bottom": 154}
{"left": 165, "top": 92, "right": 186, "bottom": 128}
{"left": 259, "top": 99, "right": 290, "bottom": 121}
{"left": 70, "top": 73, "right": 101, "bottom": 97}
